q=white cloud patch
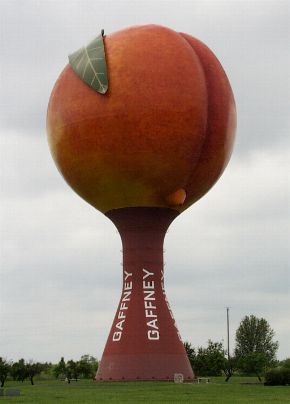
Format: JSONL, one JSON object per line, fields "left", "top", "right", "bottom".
{"left": 165, "top": 150, "right": 290, "bottom": 358}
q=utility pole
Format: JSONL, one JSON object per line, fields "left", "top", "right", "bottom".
{"left": 226, "top": 307, "right": 230, "bottom": 360}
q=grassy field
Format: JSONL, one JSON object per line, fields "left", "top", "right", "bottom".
{"left": 1, "top": 377, "right": 289, "bottom": 403}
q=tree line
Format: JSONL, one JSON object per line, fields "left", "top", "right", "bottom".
{"left": 0, "top": 355, "right": 98, "bottom": 387}
{"left": 184, "top": 314, "right": 290, "bottom": 384}
{"left": 1, "top": 315, "right": 289, "bottom": 386}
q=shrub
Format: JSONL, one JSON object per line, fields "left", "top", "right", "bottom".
{"left": 184, "top": 340, "right": 226, "bottom": 377}
{"left": 279, "top": 358, "right": 290, "bottom": 369}
{"left": 264, "top": 367, "right": 290, "bottom": 386}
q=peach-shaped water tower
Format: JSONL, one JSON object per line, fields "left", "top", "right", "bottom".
{"left": 47, "top": 25, "right": 236, "bottom": 381}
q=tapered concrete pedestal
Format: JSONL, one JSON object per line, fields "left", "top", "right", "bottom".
{"left": 95, "top": 207, "right": 194, "bottom": 381}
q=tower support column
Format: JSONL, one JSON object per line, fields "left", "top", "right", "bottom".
{"left": 96, "top": 207, "right": 194, "bottom": 381}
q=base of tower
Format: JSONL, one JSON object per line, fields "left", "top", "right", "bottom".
{"left": 95, "top": 353, "right": 194, "bottom": 381}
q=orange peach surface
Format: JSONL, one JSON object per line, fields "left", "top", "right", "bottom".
{"left": 47, "top": 24, "right": 236, "bottom": 213}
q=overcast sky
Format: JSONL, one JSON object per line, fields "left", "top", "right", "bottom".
{"left": 0, "top": 0, "right": 289, "bottom": 363}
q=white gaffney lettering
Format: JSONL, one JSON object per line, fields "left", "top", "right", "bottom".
{"left": 143, "top": 268, "right": 160, "bottom": 340}
{"left": 112, "top": 271, "right": 132, "bottom": 341}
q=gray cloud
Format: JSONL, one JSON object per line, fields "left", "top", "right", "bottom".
{"left": 0, "top": 0, "right": 289, "bottom": 363}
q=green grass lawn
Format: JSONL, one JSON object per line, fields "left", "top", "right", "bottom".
{"left": 1, "top": 377, "right": 289, "bottom": 403}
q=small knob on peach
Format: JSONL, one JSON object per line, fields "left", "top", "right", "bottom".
{"left": 165, "top": 188, "right": 186, "bottom": 206}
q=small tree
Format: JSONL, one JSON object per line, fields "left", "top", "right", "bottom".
{"left": 53, "top": 357, "right": 67, "bottom": 380}
{"left": 10, "top": 359, "right": 27, "bottom": 382}
{"left": 201, "top": 340, "right": 226, "bottom": 376}
{"left": 54, "top": 358, "right": 82, "bottom": 383}
{"left": 0, "top": 357, "right": 11, "bottom": 387}
{"left": 185, "top": 340, "right": 226, "bottom": 376}
{"left": 223, "top": 356, "right": 237, "bottom": 382}
{"left": 78, "top": 355, "right": 98, "bottom": 379}
{"left": 238, "top": 352, "right": 268, "bottom": 381}
{"left": 235, "top": 315, "right": 279, "bottom": 380}
{"left": 25, "top": 361, "right": 43, "bottom": 385}
{"left": 67, "top": 360, "right": 79, "bottom": 381}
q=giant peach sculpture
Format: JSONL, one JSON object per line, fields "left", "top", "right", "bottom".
{"left": 47, "top": 24, "right": 236, "bottom": 381}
